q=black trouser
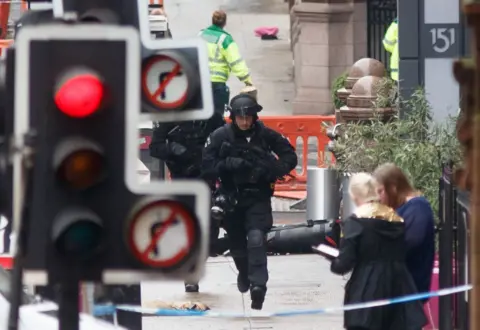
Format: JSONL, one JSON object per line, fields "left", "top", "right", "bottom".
{"left": 212, "top": 82, "right": 230, "bottom": 116}
{"left": 223, "top": 199, "right": 273, "bottom": 287}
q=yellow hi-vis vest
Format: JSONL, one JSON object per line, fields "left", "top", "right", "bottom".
{"left": 383, "top": 19, "right": 398, "bottom": 81}
{"left": 199, "top": 25, "right": 252, "bottom": 85}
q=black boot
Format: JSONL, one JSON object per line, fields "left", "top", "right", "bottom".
{"left": 250, "top": 285, "right": 266, "bottom": 310}
{"left": 237, "top": 273, "right": 250, "bottom": 293}
{"left": 184, "top": 282, "right": 199, "bottom": 293}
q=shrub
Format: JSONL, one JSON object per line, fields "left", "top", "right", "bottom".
{"left": 331, "top": 71, "right": 348, "bottom": 109}
{"left": 332, "top": 86, "right": 462, "bottom": 216}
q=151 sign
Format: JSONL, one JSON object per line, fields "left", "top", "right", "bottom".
{"left": 422, "top": 24, "right": 460, "bottom": 58}
{"left": 430, "top": 27, "right": 455, "bottom": 53}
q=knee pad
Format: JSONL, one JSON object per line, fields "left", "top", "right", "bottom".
{"left": 247, "top": 229, "right": 265, "bottom": 248}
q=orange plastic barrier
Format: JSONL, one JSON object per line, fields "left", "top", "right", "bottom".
{"left": 224, "top": 115, "right": 336, "bottom": 191}
{"left": 257, "top": 115, "right": 336, "bottom": 191}
{"left": 141, "top": 115, "right": 336, "bottom": 191}
{"left": 0, "top": 39, "right": 13, "bottom": 57}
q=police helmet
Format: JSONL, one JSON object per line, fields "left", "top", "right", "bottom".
{"left": 228, "top": 93, "right": 263, "bottom": 117}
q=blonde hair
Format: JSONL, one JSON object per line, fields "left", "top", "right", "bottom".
{"left": 348, "top": 172, "right": 380, "bottom": 204}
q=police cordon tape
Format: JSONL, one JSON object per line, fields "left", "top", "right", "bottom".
{"left": 92, "top": 284, "right": 472, "bottom": 319}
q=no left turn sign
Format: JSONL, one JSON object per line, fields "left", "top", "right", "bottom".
{"left": 142, "top": 55, "right": 190, "bottom": 109}
{"left": 127, "top": 200, "right": 197, "bottom": 268}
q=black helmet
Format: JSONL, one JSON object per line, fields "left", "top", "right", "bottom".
{"left": 228, "top": 93, "right": 263, "bottom": 117}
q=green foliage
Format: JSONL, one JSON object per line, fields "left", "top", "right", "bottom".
{"left": 332, "top": 71, "right": 348, "bottom": 109}
{"left": 333, "top": 87, "right": 463, "bottom": 216}
{"left": 373, "top": 77, "right": 399, "bottom": 109}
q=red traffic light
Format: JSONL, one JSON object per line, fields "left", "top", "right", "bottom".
{"left": 54, "top": 71, "right": 105, "bottom": 118}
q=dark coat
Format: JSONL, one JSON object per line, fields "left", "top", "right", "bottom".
{"left": 201, "top": 121, "right": 297, "bottom": 198}
{"left": 331, "top": 203, "right": 428, "bottom": 330}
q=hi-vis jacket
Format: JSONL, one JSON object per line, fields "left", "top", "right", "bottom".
{"left": 199, "top": 25, "right": 252, "bottom": 85}
{"left": 383, "top": 18, "right": 398, "bottom": 81}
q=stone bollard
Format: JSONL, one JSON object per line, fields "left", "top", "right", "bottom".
{"left": 335, "top": 58, "right": 387, "bottom": 122}
{"left": 339, "top": 75, "right": 396, "bottom": 122}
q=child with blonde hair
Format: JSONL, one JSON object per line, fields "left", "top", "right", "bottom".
{"left": 348, "top": 172, "right": 380, "bottom": 207}
{"left": 327, "top": 172, "right": 427, "bottom": 330}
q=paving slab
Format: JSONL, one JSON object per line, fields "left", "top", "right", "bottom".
{"left": 141, "top": 255, "right": 345, "bottom": 329}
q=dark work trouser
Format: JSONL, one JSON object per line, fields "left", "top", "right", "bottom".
{"left": 212, "top": 82, "right": 230, "bottom": 116}
{"left": 223, "top": 199, "right": 273, "bottom": 287}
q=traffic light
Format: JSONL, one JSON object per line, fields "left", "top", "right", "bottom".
{"left": 50, "top": 0, "right": 140, "bottom": 27}
{"left": 15, "top": 24, "right": 210, "bottom": 286}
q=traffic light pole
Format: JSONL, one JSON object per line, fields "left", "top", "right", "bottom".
{"left": 57, "top": 280, "right": 80, "bottom": 330}
{"left": 8, "top": 132, "right": 36, "bottom": 330}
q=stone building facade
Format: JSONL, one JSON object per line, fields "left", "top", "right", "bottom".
{"left": 289, "top": 0, "right": 368, "bottom": 115}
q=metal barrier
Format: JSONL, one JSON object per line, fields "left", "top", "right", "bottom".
{"left": 366, "top": 0, "right": 396, "bottom": 67}
{"left": 438, "top": 163, "right": 470, "bottom": 330}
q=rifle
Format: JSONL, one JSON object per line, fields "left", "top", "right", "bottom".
{"left": 220, "top": 142, "right": 294, "bottom": 182}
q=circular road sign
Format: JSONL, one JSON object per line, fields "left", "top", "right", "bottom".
{"left": 142, "top": 54, "right": 191, "bottom": 110}
{"left": 127, "top": 199, "right": 197, "bottom": 268}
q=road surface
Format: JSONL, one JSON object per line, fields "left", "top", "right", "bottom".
{"left": 165, "top": 0, "right": 294, "bottom": 116}
{"left": 141, "top": 255, "right": 345, "bottom": 330}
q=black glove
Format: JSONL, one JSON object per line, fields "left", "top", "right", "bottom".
{"left": 249, "top": 166, "right": 268, "bottom": 182}
{"left": 169, "top": 142, "right": 188, "bottom": 157}
{"left": 225, "top": 157, "right": 252, "bottom": 171}
{"left": 219, "top": 142, "right": 232, "bottom": 158}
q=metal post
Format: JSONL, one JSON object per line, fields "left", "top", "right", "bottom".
{"left": 306, "top": 167, "right": 339, "bottom": 221}
{"left": 57, "top": 281, "right": 80, "bottom": 330}
{"left": 439, "top": 166, "right": 454, "bottom": 330}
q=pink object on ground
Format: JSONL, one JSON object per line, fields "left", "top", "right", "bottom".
{"left": 254, "top": 26, "right": 279, "bottom": 37}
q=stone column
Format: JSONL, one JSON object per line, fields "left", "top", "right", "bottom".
{"left": 291, "top": 0, "right": 355, "bottom": 115}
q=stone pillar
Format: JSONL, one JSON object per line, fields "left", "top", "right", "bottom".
{"left": 291, "top": 0, "right": 355, "bottom": 115}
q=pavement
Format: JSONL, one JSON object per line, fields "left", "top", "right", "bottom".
{"left": 165, "top": 0, "right": 294, "bottom": 116}
{"left": 141, "top": 255, "right": 345, "bottom": 330}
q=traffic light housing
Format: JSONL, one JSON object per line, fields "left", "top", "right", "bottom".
{"left": 15, "top": 24, "right": 210, "bottom": 286}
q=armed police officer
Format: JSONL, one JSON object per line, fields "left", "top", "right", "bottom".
{"left": 202, "top": 92, "right": 297, "bottom": 310}
{"left": 149, "top": 117, "right": 223, "bottom": 293}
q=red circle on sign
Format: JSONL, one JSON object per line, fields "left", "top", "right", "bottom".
{"left": 141, "top": 55, "right": 189, "bottom": 110}
{"left": 127, "top": 200, "right": 197, "bottom": 268}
